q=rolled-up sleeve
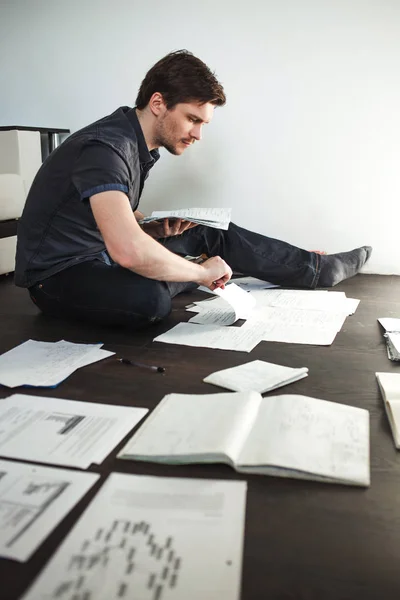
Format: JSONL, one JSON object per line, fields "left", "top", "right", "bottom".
{"left": 72, "top": 143, "right": 131, "bottom": 202}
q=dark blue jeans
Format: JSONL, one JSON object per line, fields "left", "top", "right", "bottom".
{"left": 29, "top": 223, "right": 321, "bottom": 328}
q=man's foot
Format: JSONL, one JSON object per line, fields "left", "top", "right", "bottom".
{"left": 318, "top": 246, "right": 372, "bottom": 287}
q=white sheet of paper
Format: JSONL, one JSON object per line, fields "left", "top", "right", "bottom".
{"left": 141, "top": 207, "right": 232, "bottom": 230}
{"left": 0, "top": 340, "right": 115, "bottom": 388}
{"left": 243, "top": 305, "right": 347, "bottom": 345}
{"left": 0, "top": 460, "right": 99, "bottom": 561}
{"left": 241, "top": 319, "right": 338, "bottom": 346}
{"left": 378, "top": 318, "right": 400, "bottom": 332}
{"left": 22, "top": 473, "right": 247, "bottom": 600}
{"left": 229, "top": 277, "right": 279, "bottom": 291}
{"left": 0, "top": 394, "right": 148, "bottom": 469}
{"left": 119, "top": 391, "right": 262, "bottom": 462}
{"left": 189, "top": 305, "right": 237, "bottom": 326}
{"left": 154, "top": 322, "right": 261, "bottom": 352}
{"left": 345, "top": 298, "right": 360, "bottom": 315}
{"left": 376, "top": 372, "right": 400, "bottom": 446}
{"left": 251, "top": 289, "right": 349, "bottom": 312}
{"left": 237, "top": 394, "right": 370, "bottom": 486}
{"left": 214, "top": 283, "right": 256, "bottom": 317}
{"left": 189, "top": 283, "right": 256, "bottom": 325}
{"left": 388, "top": 332, "right": 400, "bottom": 355}
{"left": 251, "top": 305, "right": 347, "bottom": 331}
{"left": 203, "top": 360, "right": 308, "bottom": 393}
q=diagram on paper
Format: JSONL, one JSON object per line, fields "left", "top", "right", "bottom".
{"left": 51, "top": 518, "right": 182, "bottom": 599}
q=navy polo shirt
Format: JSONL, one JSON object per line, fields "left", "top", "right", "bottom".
{"left": 14, "top": 107, "right": 159, "bottom": 288}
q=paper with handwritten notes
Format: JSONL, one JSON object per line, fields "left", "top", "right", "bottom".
{"left": 0, "top": 339, "right": 114, "bottom": 388}
{"left": 118, "top": 391, "right": 370, "bottom": 486}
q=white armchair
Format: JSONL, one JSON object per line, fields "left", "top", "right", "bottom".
{"left": 0, "top": 130, "right": 42, "bottom": 275}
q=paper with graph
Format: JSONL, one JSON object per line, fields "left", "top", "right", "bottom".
{"left": 0, "top": 460, "right": 99, "bottom": 561}
{"left": 22, "top": 473, "right": 247, "bottom": 600}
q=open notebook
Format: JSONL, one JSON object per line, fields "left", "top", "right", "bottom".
{"left": 376, "top": 372, "right": 400, "bottom": 448}
{"left": 118, "top": 392, "right": 370, "bottom": 487}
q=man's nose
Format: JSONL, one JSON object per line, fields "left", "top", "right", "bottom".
{"left": 191, "top": 124, "right": 202, "bottom": 141}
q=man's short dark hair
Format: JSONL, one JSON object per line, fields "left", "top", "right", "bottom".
{"left": 135, "top": 50, "right": 226, "bottom": 110}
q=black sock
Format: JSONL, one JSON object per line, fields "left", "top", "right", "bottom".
{"left": 318, "top": 246, "right": 372, "bottom": 287}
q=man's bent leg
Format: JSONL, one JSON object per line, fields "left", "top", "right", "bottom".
{"left": 29, "top": 260, "right": 172, "bottom": 328}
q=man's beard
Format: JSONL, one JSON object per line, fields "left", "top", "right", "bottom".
{"left": 154, "top": 118, "right": 182, "bottom": 155}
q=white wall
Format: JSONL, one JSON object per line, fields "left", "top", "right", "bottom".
{"left": 1, "top": 0, "right": 399, "bottom": 274}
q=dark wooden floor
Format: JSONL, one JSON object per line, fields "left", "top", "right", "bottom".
{"left": 1, "top": 273, "right": 400, "bottom": 600}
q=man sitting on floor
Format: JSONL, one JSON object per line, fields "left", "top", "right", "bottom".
{"left": 15, "top": 50, "right": 372, "bottom": 329}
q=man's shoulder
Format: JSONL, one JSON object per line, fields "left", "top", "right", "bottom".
{"left": 66, "top": 107, "right": 139, "bottom": 162}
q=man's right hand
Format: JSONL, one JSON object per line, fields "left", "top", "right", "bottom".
{"left": 197, "top": 256, "right": 232, "bottom": 291}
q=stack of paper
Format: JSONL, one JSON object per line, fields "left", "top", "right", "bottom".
{"left": 0, "top": 460, "right": 99, "bottom": 561}
{"left": 140, "top": 207, "right": 232, "bottom": 230}
{"left": 157, "top": 287, "right": 360, "bottom": 351}
{"left": 22, "top": 473, "right": 247, "bottom": 600}
{"left": 0, "top": 394, "right": 148, "bottom": 469}
{"left": 376, "top": 372, "right": 400, "bottom": 448}
{"left": 0, "top": 339, "right": 115, "bottom": 387}
{"left": 203, "top": 360, "right": 308, "bottom": 393}
{"left": 378, "top": 318, "right": 400, "bottom": 361}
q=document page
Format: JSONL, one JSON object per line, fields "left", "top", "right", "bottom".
{"left": 0, "top": 394, "right": 148, "bottom": 469}
{"left": 154, "top": 322, "right": 262, "bottom": 352}
{"left": 237, "top": 394, "right": 370, "bottom": 486}
{"left": 141, "top": 207, "right": 232, "bottom": 229}
{"left": 378, "top": 318, "right": 400, "bottom": 332}
{"left": 0, "top": 340, "right": 114, "bottom": 388}
{"left": 243, "top": 305, "right": 347, "bottom": 345}
{"left": 230, "top": 277, "right": 279, "bottom": 291}
{"left": 22, "top": 473, "right": 247, "bottom": 600}
{"left": 0, "top": 460, "right": 99, "bottom": 561}
{"left": 252, "top": 289, "right": 349, "bottom": 311}
{"left": 118, "top": 391, "right": 262, "bottom": 465}
{"left": 189, "top": 283, "right": 256, "bottom": 325}
{"left": 376, "top": 372, "right": 400, "bottom": 447}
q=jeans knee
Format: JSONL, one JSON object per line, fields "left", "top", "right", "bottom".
{"left": 144, "top": 282, "right": 172, "bottom": 321}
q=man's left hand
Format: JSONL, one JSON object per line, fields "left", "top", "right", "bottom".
{"left": 142, "top": 218, "right": 198, "bottom": 239}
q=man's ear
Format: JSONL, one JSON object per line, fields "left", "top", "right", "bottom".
{"left": 148, "top": 92, "right": 167, "bottom": 117}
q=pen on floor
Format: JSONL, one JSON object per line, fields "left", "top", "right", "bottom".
{"left": 117, "top": 357, "right": 166, "bottom": 373}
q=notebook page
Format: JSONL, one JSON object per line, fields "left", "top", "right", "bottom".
{"left": 237, "top": 395, "right": 370, "bottom": 486}
{"left": 376, "top": 372, "right": 400, "bottom": 447}
{"left": 118, "top": 392, "right": 262, "bottom": 464}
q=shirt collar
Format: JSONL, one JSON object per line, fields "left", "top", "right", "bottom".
{"left": 125, "top": 107, "right": 160, "bottom": 166}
